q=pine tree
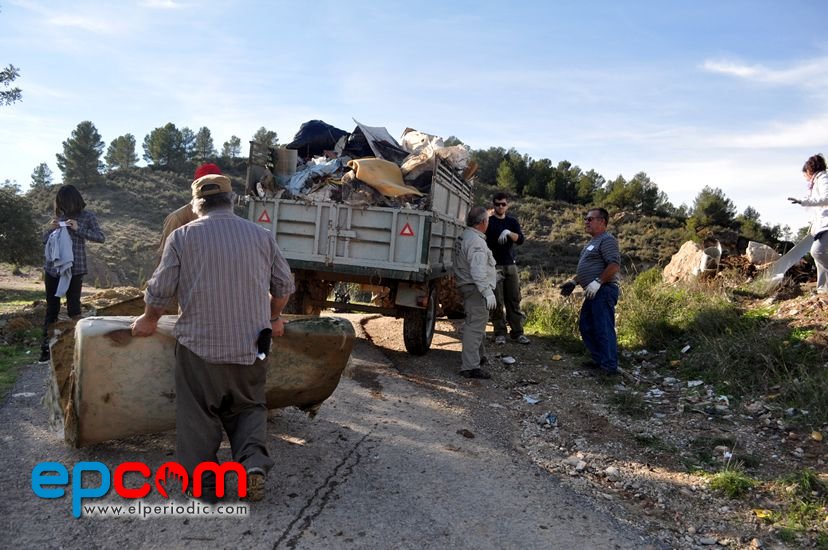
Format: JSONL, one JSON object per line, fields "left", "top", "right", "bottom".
{"left": 105, "top": 134, "right": 138, "bottom": 172}
{"left": 221, "top": 135, "right": 241, "bottom": 159}
{"left": 496, "top": 161, "right": 517, "bottom": 193}
{"left": 181, "top": 127, "right": 196, "bottom": 164}
{"left": 55, "top": 121, "right": 104, "bottom": 187}
{"left": 0, "top": 64, "right": 21, "bottom": 106}
{"left": 252, "top": 127, "right": 279, "bottom": 148}
{"left": 193, "top": 127, "right": 216, "bottom": 163}
{"left": 30, "top": 163, "right": 53, "bottom": 189}
{"left": 0, "top": 186, "right": 40, "bottom": 266}
{"left": 142, "top": 123, "right": 187, "bottom": 171}
{"left": 251, "top": 127, "right": 279, "bottom": 166}
{"left": 690, "top": 186, "right": 737, "bottom": 228}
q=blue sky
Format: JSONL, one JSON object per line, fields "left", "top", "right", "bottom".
{"left": 1, "top": 0, "right": 826, "bottom": 234}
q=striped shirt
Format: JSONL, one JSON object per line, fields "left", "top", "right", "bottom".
{"left": 575, "top": 232, "right": 621, "bottom": 287}
{"left": 43, "top": 210, "right": 105, "bottom": 277}
{"left": 145, "top": 208, "right": 295, "bottom": 365}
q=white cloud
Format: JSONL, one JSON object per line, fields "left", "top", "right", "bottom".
{"left": 702, "top": 56, "right": 828, "bottom": 87}
{"left": 139, "top": 0, "right": 185, "bottom": 8}
{"left": 46, "top": 14, "right": 126, "bottom": 35}
{"left": 708, "top": 115, "right": 828, "bottom": 149}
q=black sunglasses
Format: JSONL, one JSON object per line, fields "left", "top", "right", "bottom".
{"left": 494, "top": 202, "right": 507, "bottom": 207}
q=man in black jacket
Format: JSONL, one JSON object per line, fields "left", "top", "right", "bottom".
{"left": 485, "top": 192, "right": 529, "bottom": 345}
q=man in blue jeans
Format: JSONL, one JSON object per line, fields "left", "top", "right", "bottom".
{"left": 559, "top": 208, "right": 621, "bottom": 375}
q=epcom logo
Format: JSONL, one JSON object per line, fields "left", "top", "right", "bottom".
{"left": 32, "top": 460, "right": 248, "bottom": 517}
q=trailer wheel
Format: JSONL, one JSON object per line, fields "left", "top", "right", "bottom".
{"left": 437, "top": 275, "right": 464, "bottom": 319}
{"left": 403, "top": 284, "right": 437, "bottom": 355}
{"left": 284, "top": 280, "right": 331, "bottom": 315}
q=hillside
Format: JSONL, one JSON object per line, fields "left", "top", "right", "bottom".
{"left": 472, "top": 183, "right": 687, "bottom": 285}
{"left": 22, "top": 170, "right": 688, "bottom": 290}
{"left": 24, "top": 167, "right": 247, "bottom": 287}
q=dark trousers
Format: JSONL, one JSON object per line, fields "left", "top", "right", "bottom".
{"left": 175, "top": 343, "right": 274, "bottom": 492}
{"left": 491, "top": 264, "right": 525, "bottom": 337}
{"left": 41, "top": 273, "right": 83, "bottom": 352}
{"left": 579, "top": 284, "right": 619, "bottom": 372}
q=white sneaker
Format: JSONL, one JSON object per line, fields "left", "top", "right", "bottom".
{"left": 495, "top": 335, "right": 506, "bottom": 345}
{"left": 516, "top": 335, "right": 530, "bottom": 345}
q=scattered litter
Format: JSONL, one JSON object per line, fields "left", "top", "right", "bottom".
{"left": 551, "top": 354, "right": 562, "bottom": 361}
{"left": 753, "top": 509, "right": 773, "bottom": 520}
{"left": 501, "top": 355, "right": 516, "bottom": 365}
{"left": 681, "top": 344, "right": 691, "bottom": 353}
{"left": 12, "top": 392, "right": 36, "bottom": 398}
{"left": 645, "top": 388, "right": 665, "bottom": 399}
{"left": 687, "top": 380, "right": 704, "bottom": 388}
{"left": 717, "top": 395, "right": 730, "bottom": 407}
{"left": 539, "top": 412, "right": 558, "bottom": 427}
{"left": 634, "top": 349, "right": 649, "bottom": 356}
{"left": 723, "top": 451, "right": 733, "bottom": 460}
{"left": 811, "top": 431, "right": 823, "bottom": 442}
{"left": 670, "top": 360, "right": 681, "bottom": 366}
{"left": 745, "top": 400, "right": 766, "bottom": 414}
{"left": 522, "top": 394, "right": 541, "bottom": 405}
{"left": 662, "top": 377, "right": 679, "bottom": 385}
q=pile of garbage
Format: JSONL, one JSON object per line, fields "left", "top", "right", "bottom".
{"left": 247, "top": 119, "right": 475, "bottom": 209}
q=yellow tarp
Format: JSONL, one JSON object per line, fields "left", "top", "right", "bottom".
{"left": 347, "top": 158, "right": 424, "bottom": 197}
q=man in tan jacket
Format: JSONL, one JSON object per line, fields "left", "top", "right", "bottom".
{"left": 157, "top": 163, "right": 222, "bottom": 259}
{"left": 453, "top": 206, "right": 498, "bottom": 379}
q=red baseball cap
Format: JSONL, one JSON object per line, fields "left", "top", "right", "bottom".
{"left": 193, "top": 163, "right": 222, "bottom": 181}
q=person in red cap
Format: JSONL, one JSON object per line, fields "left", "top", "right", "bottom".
{"left": 157, "top": 163, "right": 223, "bottom": 259}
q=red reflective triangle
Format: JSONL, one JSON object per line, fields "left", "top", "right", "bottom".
{"left": 400, "top": 223, "right": 414, "bottom": 236}
{"left": 257, "top": 210, "right": 271, "bottom": 223}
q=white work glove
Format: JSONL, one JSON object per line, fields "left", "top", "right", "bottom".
{"left": 498, "top": 229, "right": 513, "bottom": 244}
{"left": 584, "top": 279, "right": 601, "bottom": 299}
{"left": 483, "top": 290, "right": 497, "bottom": 310}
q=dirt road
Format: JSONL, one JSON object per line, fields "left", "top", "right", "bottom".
{"left": 0, "top": 314, "right": 653, "bottom": 549}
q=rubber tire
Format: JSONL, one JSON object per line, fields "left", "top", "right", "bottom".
{"left": 282, "top": 289, "right": 306, "bottom": 314}
{"left": 402, "top": 285, "right": 437, "bottom": 355}
{"left": 284, "top": 280, "right": 328, "bottom": 315}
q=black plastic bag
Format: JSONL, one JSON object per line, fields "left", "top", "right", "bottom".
{"left": 286, "top": 120, "right": 347, "bottom": 159}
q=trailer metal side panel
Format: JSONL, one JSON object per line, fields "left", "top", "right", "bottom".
{"left": 247, "top": 157, "right": 471, "bottom": 281}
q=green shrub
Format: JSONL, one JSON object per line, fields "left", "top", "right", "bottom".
{"left": 616, "top": 267, "right": 739, "bottom": 349}
{"left": 709, "top": 467, "right": 755, "bottom": 498}
{"left": 524, "top": 299, "right": 581, "bottom": 351}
